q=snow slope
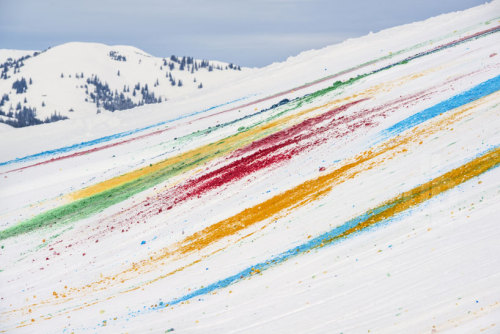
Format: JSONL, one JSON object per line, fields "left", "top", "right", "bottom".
{"left": 0, "top": 1, "right": 500, "bottom": 333}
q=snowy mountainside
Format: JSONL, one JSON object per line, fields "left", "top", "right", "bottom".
{"left": 0, "top": 1, "right": 500, "bottom": 333}
{"left": 0, "top": 49, "right": 35, "bottom": 64}
{"left": 0, "top": 42, "right": 248, "bottom": 127}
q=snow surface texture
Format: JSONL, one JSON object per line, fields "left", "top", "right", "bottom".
{"left": 1, "top": 1, "right": 500, "bottom": 333}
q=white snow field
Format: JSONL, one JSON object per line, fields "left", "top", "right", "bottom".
{"left": 1, "top": 1, "right": 500, "bottom": 333}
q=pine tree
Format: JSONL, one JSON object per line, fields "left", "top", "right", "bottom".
{"left": 12, "top": 78, "right": 28, "bottom": 94}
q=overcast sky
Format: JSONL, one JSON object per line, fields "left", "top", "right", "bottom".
{"left": 0, "top": 0, "right": 490, "bottom": 67}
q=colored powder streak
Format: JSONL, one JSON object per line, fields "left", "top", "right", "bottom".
{"left": 0, "top": 96, "right": 249, "bottom": 167}
{"left": 8, "top": 91, "right": 497, "bottom": 322}
{"left": 2, "top": 22, "right": 497, "bottom": 172}
{"left": 379, "top": 74, "right": 500, "bottom": 141}
{"left": 2, "top": 126, "right": 173, "bottom": 175}
{"left": 366, "top": 25, "right": 500, "bottom": 77}
{"left": 0, "top": 72, "right": 488, "bottom": 242}
{"left": 144, "top": 146, "right": 500, "bottom": 314}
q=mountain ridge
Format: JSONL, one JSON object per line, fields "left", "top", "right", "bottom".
{"left": 0, "top": 42, "right": 248, "bottom": 127}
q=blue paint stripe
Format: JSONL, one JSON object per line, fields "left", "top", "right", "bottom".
{"left": 0, "top": 96, "right": 250, "bottom": 167}
{"left": 147, "top": 204, "right": 392, "bottom": 311}
{"left": 378, "top": 75, "right": 500, "bottom": 142}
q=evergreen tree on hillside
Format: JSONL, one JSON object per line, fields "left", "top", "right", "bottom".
{"left": 12, "top": 78, "right": 28, "bottom": 94}
{"left": 0, "top": 94, "right": 9, "bottom": 107}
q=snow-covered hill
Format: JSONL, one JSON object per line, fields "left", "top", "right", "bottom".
{"left": 0, "top": 1, "right": 499, "bottom": 333}
{"left": 0, "top": 42, "right": 248, "bottom": 127}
